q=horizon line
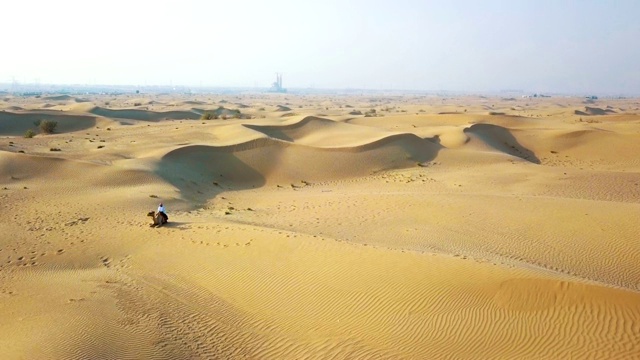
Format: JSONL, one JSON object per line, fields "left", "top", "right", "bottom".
{"left": 0, "top": 82, "right": 636, "bottom": 98}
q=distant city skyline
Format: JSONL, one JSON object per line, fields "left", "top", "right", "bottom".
{"left": 2, "top": 0, "right": 639, "bottom": 95}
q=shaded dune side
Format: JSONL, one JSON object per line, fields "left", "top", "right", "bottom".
{"left": 0, "top": 111, "right": 97, "bottom": 135}
{"left": 575, "top": 106, "right": 617, "bottom": 116}
{"left": 157, "top": 135, "right": 440, "bottom": 202}
{"left": 42, "top": 95, "right": 74, "bottom": 101}
{"left": 89, "top": 107, "right": 200, "bottom": 121}
{"left": 180, "top": 100, "right": 206, "bottom": 105}
{"left": 463, "top": 123, "right": 540, "bottom": 163}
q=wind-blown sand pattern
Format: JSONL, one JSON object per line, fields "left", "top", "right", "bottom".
{"left": 1, "top": 94, "right": 639, "bottom": 359}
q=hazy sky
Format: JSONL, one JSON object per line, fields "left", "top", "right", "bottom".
{"left": 2, "top": 0, "right": 639, "bottom": 94}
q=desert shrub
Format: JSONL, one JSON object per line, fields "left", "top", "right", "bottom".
{"left": 364, "top": 109, "right": 378, "bottom": 117}
{"left": 203, "top": 107, "right": 242, "bottom": 120}
{"left": 227, "top": 109, "right": 241, "bottom": 119}
{"left": 39, "top": 120, "right": 58, "bottom": 134}
{"left": 24, "top": 129, "right": 35, "bottom": 138}
{"left": 201, "top": 112, "right": 218, "bottom": 120}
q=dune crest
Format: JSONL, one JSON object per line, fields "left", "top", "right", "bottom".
{"left": 89, "top": 106, "right": 200, "bottom": 121}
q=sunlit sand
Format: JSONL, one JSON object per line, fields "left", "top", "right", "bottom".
{"left": 1, "top": 94, "right": 639, "bottom": 358}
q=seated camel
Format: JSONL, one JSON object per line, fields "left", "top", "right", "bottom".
{"left": 147, "top": 211, "right": 167, "bottom": 227}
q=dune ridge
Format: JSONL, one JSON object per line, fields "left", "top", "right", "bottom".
{"left": 155, "top": 131, "right": 440, "bottom": 204}
{"left": 89, "top": 106, "right": 200, "bottom": 121}
{"left": 575, "top": 106, "right": 617, "bottom": 116}
{"left": 42, "top": 95, "right": 74, "bottom": 101}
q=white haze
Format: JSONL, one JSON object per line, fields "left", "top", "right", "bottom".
{"left": 2, "top": 0, "right": 639, "bottom": 94}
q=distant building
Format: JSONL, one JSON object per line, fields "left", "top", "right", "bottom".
{"left": 269, "top": 73, "right": 286, "bottom": 93}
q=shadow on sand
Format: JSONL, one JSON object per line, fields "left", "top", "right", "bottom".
{"left": 464, "top": 123, "right": 540, "bottom": 164}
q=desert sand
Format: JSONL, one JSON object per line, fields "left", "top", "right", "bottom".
{"left": 1, "top": 93, "right": 639, "bottom": 359}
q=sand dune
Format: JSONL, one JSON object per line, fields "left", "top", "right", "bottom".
{"left": 575, "top": 106, "right": 617, "bottom": 116}
{"left": 463, "top": 123, "right": 540, "bottom": 163}
{"left": 180, "top": 100, "right": 206, "bottom": 105}
{"left": 42, "top": 94, "right": 74, "bottom": 101}
{"left": 244, "top": 115, "right": 409, "bottom": 147}
{"left": 276, "top": 104, "right": 292, "bottom": 111}
{"left": 1, "top": 95, "right": 639, "bottom": 359}
{"left": 0, "top": 111, "right": 98, "bottom": 135}
{"left": 89, "top": 106, "right": 200, "bottom": 121}
{"left": 156, "top": 130, "right": 439, "bottom": 203}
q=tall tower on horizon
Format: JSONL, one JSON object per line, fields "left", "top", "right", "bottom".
{"left": 270, "top": 73, "right": 286, "bottom": 93}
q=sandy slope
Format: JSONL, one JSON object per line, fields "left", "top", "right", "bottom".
{"left": 1, "top": 94, "right": 639, "bottom": 359}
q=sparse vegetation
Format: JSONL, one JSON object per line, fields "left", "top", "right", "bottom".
{"left": 201, "top": 106, "right": 247, "bottom": 120}
{"left": 24, "top": 129, "right": 35, "bottom": 138}
{"left": 39, "top": 120, "right": 58, "bottom": 134}
{"left": 364, "top": 109, "right": 380, "bottom": 117}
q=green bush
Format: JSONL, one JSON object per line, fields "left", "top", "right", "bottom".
{"left": 201, "top": 107, "right": 243, "bottom": 120}
{"left": 24, "top": 129, "right": 35, "bottom": 138}
{"left": 201, "top": 112, "right": 217, "bottom": 120}
{"left": 39, "top": 120, "right": 58, "bottom": 134}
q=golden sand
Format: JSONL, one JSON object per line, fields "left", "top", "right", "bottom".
{"left": 1, "top": 94, "right": 639, "bottom": 359}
